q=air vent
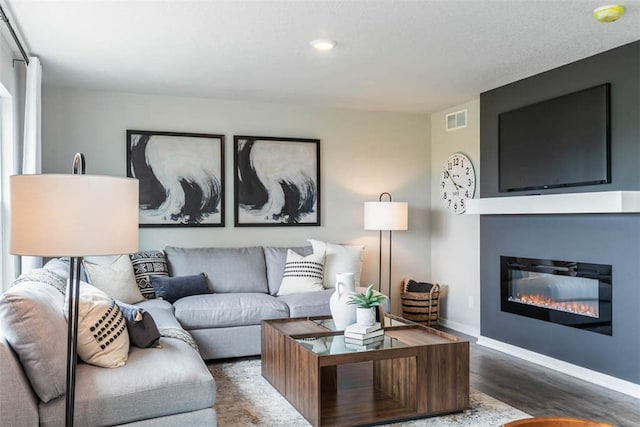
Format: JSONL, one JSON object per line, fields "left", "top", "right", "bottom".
{"left": 446, "top": 109, "right": 467, "bottom": 131}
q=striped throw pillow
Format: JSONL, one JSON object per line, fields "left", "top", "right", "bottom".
{"left": 277, "top": 250, "right": 325, "bottom": 295}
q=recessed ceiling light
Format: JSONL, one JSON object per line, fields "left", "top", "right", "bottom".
{"left": 310, "top": 39, "right": 336, "bottom": 51}
{"left": 593, "top": 5, "right": 626, "bottom": 22}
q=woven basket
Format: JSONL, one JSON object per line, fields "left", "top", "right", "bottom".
{"left": 400, "top": 279, "right": 440, "bottom": 327}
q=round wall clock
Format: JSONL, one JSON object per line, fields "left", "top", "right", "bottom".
{"left": 439, "top": 152, "right": 476, "bottom": 214}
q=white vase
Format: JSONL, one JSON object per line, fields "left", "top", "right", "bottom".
{"left": 356, "top": 307, "right": 376, "bottom": 326}
{"left": 329, "top": 273, "right": 356, "bottom": 330}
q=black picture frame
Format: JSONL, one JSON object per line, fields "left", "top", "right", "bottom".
{"left": 234, "top": 135, "right": 320, "bottom": 227}
{"left": 127, "top": 130, "right": 225, "bottom": 227}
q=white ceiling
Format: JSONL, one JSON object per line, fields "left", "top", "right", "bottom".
{"left": 4, "top": 0, "right": 640, "bottom": 113}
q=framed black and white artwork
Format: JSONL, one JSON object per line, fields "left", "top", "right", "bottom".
{"left": 234, "top": 136, "right": 320, "bottom": 226}
{"left": 127, "top": 130, "right": 225, "bottom": 227}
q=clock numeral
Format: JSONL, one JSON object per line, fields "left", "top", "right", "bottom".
{"left": 442, "top": 192, "right": 447, "bottom": 200}
{"left": 448, "top": 200, "right": 452, "bottom": 207}
{"left": 461, "top": 199, "right": 465, "bottom": 208}
{"left": 466, "top": 167, "right": 470, "bottom": 175}
{"left": 465, "top": 190, "right": 469, "bottom": 197}
{"left": 468, "top": 178, "right": 472, "bottom": 186}
{"left": 441, "top": 181, "right": 445, "bottom": 189}
{"left": 447, "top": 162, "right": 452, "bottom": 171}
{"left": 454, "top": 202, "right": 458, "bottom": 210}
{"left": 453, "top": 158, "right": 459, "bottom": 166}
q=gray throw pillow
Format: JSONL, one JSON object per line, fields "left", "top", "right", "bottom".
{"left": 83, "top": 255, "right": 145, "bottom": 304}
{"left": 150, "top": 273, "right": 210, "bottom": 303}
{"left": 0, "top": 282, "right": 67, "bottom": 402}
{"left": 116, "top": 301, "right": 161, "bottom": 348}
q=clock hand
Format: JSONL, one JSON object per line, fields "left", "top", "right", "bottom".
{"left": 444, "top": 170, "right": 464, "bottom": 190}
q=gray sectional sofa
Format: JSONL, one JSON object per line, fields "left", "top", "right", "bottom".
{"left": 165, "top": 245, "right": 334, "bottom": 359}
{"left": 0, "top": 244, "right": 345, "bottom": 426}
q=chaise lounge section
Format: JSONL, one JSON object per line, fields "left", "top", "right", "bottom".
{"left": 0, "top": 242, "right": 368, "bottom": 425}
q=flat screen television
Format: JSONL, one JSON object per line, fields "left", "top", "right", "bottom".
{"left": 498, "top": 83, "right": 611, "bottom": 192}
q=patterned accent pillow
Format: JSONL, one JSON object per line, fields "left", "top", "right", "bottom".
{"left": 129, "top": 250, "right": 169, "bottom": 299}
{"left": 64, "top": 281, "right": 130, "bottom": 368}
{"left": 277, "top": 250, "right": 325, "bottom": 296}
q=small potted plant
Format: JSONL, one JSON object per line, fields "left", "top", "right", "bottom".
{"left": 347, "top": 284, "right": 386, "bottom": 326}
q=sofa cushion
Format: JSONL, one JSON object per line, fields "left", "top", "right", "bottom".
{"left": 0, "top": 336, "right": 39, "bottom": 426}
{"left": 264, "top": 245, "right": 313, "bottom": 295}
{"left": 38, "top": 338, "right": 216, "bottom": 427}
{"left": 309, "top": 239, "right": 365, "bottom": 288}
{"left": 277, "top": 289, "right": 334, "bottom": 318}
{"left": 277, "top": 249, "right": 325, "bottom": 296}
{"left": 135, "top": 299, "right": 182, "bottom": 330}
{"left": 129, "top": 250, "right": 169, "bottom": 299}
{"left": 165, "top": 246, "right": 269, "bottom": 293}
{"left": 65, "top": 281, "right": 130, "bottom": 368}
{"left": 84, "top": 255, "right": 145, "bottom": 304}
{"left": 0, "top": 281, "right": 67, "bottom": 403}
{"left": 150, "top": 273, "right": 210, "bottom": 303}
{"left": 174, "top": 293, "right": 289, "bottom": 329}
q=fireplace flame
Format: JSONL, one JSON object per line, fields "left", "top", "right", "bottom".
{"left": 509, "top": 294, "right": 599, "bottom": 318}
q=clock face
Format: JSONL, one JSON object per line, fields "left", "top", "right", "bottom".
{"left": 440, "top": 153, "right": 476, "bottom": 214}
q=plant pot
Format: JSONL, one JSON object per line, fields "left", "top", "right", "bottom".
{"left": 356, "top": 307, "right": 376, "bottom": 326}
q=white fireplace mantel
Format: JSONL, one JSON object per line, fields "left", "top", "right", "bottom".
{"left": 465, "top": 191, "right": 640, "bottom": 215}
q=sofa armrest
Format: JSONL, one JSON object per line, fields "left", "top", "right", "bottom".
{"left": 0, "top": 337, "right": 39, "bottom": 426}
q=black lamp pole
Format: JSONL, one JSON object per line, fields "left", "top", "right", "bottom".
{"left": 65, "top": 153, "right": 85, "bottom": 427}
{"left": 377, "top": 192, "right": 393, "bottom": 308}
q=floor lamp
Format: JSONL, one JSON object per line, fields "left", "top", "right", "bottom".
{"left": 10, "top": 154, "right": 138, "bottom": 427}
{"left": 364, "top": 192, "right": 408, "bottom": 310}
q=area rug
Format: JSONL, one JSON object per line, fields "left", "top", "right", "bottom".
{"left": 209, "top": 358, "right": 530, "bottom": 426}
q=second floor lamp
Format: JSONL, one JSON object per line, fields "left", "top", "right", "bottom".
{"left": 364, "top": 192, "right": 408, "bottom": 309}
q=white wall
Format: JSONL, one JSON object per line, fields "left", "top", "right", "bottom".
{"left": 41, "top": 88, "right": 430, "bottom": 313}
{"left": 430, "top": 99, "right": 480, "bottom": 336}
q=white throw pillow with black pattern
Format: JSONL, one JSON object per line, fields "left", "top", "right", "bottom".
{"left": 64, "top": 281, "right": 130, "bottom": 368}
{"left": 129, "top": 250, "right": 169, "bottom": 299}
{"left": 277, "top": 250, "right": 325, "bottom": 296}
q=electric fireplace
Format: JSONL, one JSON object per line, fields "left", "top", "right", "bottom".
{"left": 501, "top": 256, "right": 612, "bottom": 335}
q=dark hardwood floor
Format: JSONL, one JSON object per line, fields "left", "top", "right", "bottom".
{"left": 446, "top": 329, "right": 640, "bottom": 427}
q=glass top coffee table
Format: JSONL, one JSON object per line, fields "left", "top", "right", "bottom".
{"left": 261, "top": 314, "right": 469, "bottom": 427}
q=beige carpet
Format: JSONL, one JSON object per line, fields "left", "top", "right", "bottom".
{"left": 209, "top": 358, "right": 530, "bottom": 426}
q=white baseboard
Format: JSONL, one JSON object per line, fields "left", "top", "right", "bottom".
{"left": 438, "top": 317, "right": 480, "bottom": 338}
{"left": 477, "top": 336, "right": 640, "bottom": 399}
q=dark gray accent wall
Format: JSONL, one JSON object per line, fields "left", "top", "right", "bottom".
{"left": 479, "top": 41, "right": 640, "bottom": 384}
{"left": 481, "top": 41, "right": 640, "bottom": 198}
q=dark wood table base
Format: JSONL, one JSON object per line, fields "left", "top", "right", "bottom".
{"left": 262, "top": 316, "right": 469, "bottom": 426}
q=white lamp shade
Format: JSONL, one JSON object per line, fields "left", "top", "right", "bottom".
{"left": 364, "top": 201, "right": 408, "bottom": 231}
{"left": 10, "top": 174, "right": 139, "bottom": 257}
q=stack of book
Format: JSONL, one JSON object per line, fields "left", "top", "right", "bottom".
{"left": 343, "top": 322, "right": 384, "bottom": 350}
